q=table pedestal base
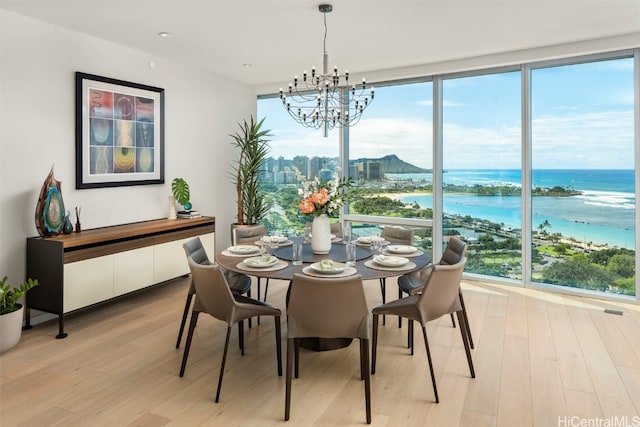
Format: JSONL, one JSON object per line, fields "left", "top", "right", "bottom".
{"left": 299, "top": 337, "right": 353, "bottom": 351}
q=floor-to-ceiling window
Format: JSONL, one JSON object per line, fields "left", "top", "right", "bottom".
{"left": 530, "top": 56, "right": 636, "bottom": 295}
{"left": 258, "top": 49, "right": 638, "bottom": 299}
{"left": 442, "top": 70, "right": 523, "bottom": 279}
{"left": 257, "top": 97, "right": 339, "bottom": 235}
{"left": 346, "top": 81, "right": 433, "bottom": 250}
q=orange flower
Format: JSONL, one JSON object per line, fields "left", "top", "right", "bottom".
{"left": 299, "top": 198, "right": 316, "bottom": 214}
{"left": 310, "top": 188, "right": 329, "bottom": 206}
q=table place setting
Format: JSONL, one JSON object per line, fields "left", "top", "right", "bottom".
{"left": 382, "top": 244, "right": 424, "bottom": 257}
{"left": 302, "top": 259, "right": 357, "bottom": 278}
{"left": 236, "top": 255, "right": 288, "bottom": 272}
{"left": 255, "top": 235, "right": 293, "bottom": 247}
{"left": 354, "top": 236, "right": 389, "bottom": 247}
{"left": 221, "top": 244, "right": 263, "bottom": 257}
{"left": 365, "top": 254, "right": 417, "bottom": 271}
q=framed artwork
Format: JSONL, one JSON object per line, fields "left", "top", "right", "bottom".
{"left": 75, "top": 72, "right": 164, "bottom": 188}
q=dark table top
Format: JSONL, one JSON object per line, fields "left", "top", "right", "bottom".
{"left": 216, "top": 241, "right": 432, "bottom": 281}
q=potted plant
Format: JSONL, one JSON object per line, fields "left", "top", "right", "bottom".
{"left": 229, "top": 116, "right": 272, "bottom": 228}
{"left": 0, "top": 276, "right": 39, "bottom": 353}
{"left": 171, "top": 177, "right": 191, "bottom": 211}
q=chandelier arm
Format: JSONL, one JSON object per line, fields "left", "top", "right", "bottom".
{"left": 281, "top": 3, "right": 373, "bottom": 137}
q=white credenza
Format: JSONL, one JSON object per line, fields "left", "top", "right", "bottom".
{"left": 26, "top": 217, "right": 215, "bottom": 338}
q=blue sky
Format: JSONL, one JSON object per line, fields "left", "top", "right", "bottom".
{"left": 258, "top": 56, "right": 634, "bottom": 170}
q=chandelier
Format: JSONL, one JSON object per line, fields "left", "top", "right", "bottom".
{"left": 279, "top": 4, "right": 374, "bottom": 137}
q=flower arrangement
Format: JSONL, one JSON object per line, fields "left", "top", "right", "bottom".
{"left": 296, "top": 168, "right": 352, "bottom": 217}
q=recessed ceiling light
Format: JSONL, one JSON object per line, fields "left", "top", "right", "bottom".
{"left": 157, "top": 32, "right": 171, "bottom": 38}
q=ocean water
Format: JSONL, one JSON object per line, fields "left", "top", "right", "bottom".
{"left": 387, "top": 169, "right": 636, "bottom": 249}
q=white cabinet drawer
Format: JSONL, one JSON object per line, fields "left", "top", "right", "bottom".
{"left": 114, "top": 246, "right": 154, "bottom": 296}
{"left": 153, "top": 238, "right": 189, "bottom": 283}
{"left": 64, "top": 256, "right": 114, "bottom": 312}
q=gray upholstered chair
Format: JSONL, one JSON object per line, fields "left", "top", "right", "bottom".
{"left": 378, "top": 226, "right": 414, "bottom": 325}
{"left": 397, "top": 235, "right": 473, "bottom": 350}
{"left": 232, "top": 224, "right": 268, "bottom": 245}
{"left": 176, "top": 237, "right": 252, "bottom": 348}
{"left": 381, "top": 225, "right": 414, "bottom": 246}
{"left": 285, "top": 273, "right": 371, "bottom": 424}
{"left": 371, "top": 257, "right": 474, "bottom": 404}
{"left": 179, "top": 257, "right": 282, "bottom": 403}
{"left": 330, "top": 222, "right": 343, "bottom": 239}
{"left": 232, "top": 225, "right": 271, "bottom": 308}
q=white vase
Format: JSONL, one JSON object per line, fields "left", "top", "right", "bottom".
{"left": 168, "top": 195, "right": 177, "bottom": 220}
{"left": 311, "top": 214, "right": 332, "bottom": 254}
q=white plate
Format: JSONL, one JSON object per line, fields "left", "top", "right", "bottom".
{"left": 228, "top": 245, "right": 260, "bottom": 255}
{"left": 386, "top": 245, "right": 417, "bottom": 254}
{"left": 310, "top": 261, "right": 347, "bottom": 274}
{"left": 373, "top": 255, "right": 410, "bottom": 267}
{"left": 243, "top": 255, "right": 278, "bottom": 268}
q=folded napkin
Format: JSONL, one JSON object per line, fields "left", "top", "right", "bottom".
{"left": 374, "top": 255, "right": 409, "bottom": 266}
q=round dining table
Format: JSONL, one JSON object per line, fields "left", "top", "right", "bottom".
{"left": 216, "top": 239, "right": 432, "bottom": 282}
{"left": 215, "top": 239, "right": 432, "bottom": 351}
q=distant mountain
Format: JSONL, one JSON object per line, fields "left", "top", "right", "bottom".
{"left": 350, "top": 154, "right": 430, "bottom": 174}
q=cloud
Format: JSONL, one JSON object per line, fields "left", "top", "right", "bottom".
{"left": 267, "top": 107, "right": 633, "bottom": 171}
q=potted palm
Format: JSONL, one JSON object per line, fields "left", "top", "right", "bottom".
{"left": 229, "top": 116, "right": 272, "bottom": 233}
{"left": 0, "top": 276, "right": 39, "bottom": 353}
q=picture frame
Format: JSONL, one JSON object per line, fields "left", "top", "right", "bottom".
{"left": 75, "top": 72, "right": 164, "bottom": 189}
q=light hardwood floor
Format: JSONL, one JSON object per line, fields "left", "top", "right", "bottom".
{"left": 1, "top": 276, "right": 639, "bottom": 426}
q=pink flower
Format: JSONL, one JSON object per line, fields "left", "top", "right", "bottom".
{"left": 310, "top": 188, "right": 329, "bottom": 206}
{"left": 299, "top": 198, "right": 316, "bottom": 214}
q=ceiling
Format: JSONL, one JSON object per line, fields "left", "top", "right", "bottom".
{"left": 2, "top": 0, "right": 639, "bottom": 88}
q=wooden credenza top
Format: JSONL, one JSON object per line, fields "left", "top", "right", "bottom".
{"left": 28, "top": 217, "right": 215, "bottom": 262}
{"left": 30, "top": 217, "right": 214, "bottom": 248}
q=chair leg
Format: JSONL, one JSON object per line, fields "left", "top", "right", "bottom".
{"left": 257, "top": 278, "right": 262, "bottom": 325}
{"left": 247, "top": 288, "right": 252, "bottom": 329}
{"left": 359, "top": 338, "right": 365, "bottom": 380}
{"left": 294, "top": 338, "right": 300, "bottom": 379}
{"left": 409, "top": 320, "right": 414, "bottom": 354}
{"left": 175, "top": 292, "right": 194, "bottom": 349}
{"left": 215, "top": 326, "right": 232, "bottom": 403}
{"left": 264, "top": 278, "right": 270, "bottom": 302}
{"left": 450, "top": 313, "right": 456, "bottom": 328}
{"left": 371, "top": 314, "right": 379, "bottom": 375}
{"left": 379, "top": 278, "right": 386, "bottom": 325}
{"left": 459, "top": 290, "right": 474, "bottom": 349}
{"left": 275, "top": 316, "right": 282, "bottom": 376}
{"left": 421, "top": 324, "right": 439, "bottom": 403}
{"left": 457, "top": 311, "right": 476, "bottom": 378}
{"left": 398, "top": 287, "right": 403, "bottom": 328}
{"left": 238, "top": 320, "right": 245, "bottom": 355}
{"left": 285, "top": 337, "right": 294, "bottom": 421}
{"left": 179, "top": 310, "right": 199, "bottom": 377}
{"left": 362, "top": 338, "right": 372, "bottom": 424}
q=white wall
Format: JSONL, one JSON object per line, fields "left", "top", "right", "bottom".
{"left": 0, "top": 10, "right": 254, "bottom": 284}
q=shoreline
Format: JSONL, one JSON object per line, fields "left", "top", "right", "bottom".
{"left": 370, "top": 191, "right": 633, "bottom": 250}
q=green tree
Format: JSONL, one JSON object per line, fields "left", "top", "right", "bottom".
{"left": 542, "top": 255, "right": 616, "bottom": 291}
{"left": 607, "top": 254, "right": 635, "bottom": 278}
{"left": 553, "top": 242, "right": 571, "bottom": 255}
{"left": 537, "top": 220, "right": 551, "bottom": 236}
